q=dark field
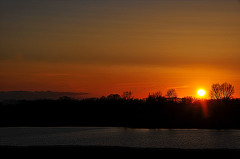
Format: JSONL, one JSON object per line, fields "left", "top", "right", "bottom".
{"left": 1, "top": 97, "right": 240, "bottom": 129}
{"left": 1, "top": 146, "right": 240, "bottom": 157}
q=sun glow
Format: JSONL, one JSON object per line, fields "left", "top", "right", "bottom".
{"left": 198, "top": 89, "right": 206, "bottom": 97}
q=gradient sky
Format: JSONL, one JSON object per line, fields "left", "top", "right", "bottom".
{"left": 0, "top": 0, "right": 240, "bottom": 98}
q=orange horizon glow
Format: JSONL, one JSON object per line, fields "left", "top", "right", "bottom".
{"left": 0, "top": 61, "right": 240, "bottom": 99}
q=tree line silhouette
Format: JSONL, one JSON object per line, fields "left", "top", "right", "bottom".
{"left": 0, "top": 83, "right": 239, "bottom": 128}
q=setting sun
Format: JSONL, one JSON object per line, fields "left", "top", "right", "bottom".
{"left": 198, "top": 89, "right": 206, "bottom": 97}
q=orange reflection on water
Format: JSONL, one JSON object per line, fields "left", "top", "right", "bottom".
{"left": 200, "top": 100, "right": 208, "bottom": 119}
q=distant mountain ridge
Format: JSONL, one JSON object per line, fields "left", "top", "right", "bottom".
{"left": 0, "top": 91, "right": 88, "bottom": 101}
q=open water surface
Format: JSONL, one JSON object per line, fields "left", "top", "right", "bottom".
{"left": 1, "top": 127, "right": 240, "bottom": 149}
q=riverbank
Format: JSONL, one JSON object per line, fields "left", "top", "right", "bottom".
{"left": 1, "top": 145, "right": 240, "bottom": 157}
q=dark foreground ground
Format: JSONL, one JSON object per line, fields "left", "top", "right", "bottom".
{"left": 2, "top": 98, "right": 240, "bottom": 129}
{"left": 1, "top": 146, "right": 240, "bottom": 157}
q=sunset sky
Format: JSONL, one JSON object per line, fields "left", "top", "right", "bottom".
{"left": 0, "top": 0, "right": 240, "bottom": 98}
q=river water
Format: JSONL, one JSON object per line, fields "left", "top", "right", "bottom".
{"left": 1, "top": 127, "right": 240, "bottom": 149}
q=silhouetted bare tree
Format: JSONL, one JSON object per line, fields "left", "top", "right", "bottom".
{"left": 166, "top": 89, "right": 177, "bottom": 101}
{"left": 149, "top": 91, "right": 162, "bottom": 98}
{"left": 210, "top": 83, "right": 222, "bottom": 99}
{"left": 181, "top": 96, "right": 194, "bottom": 104}
{"left": 210, "top": 82, "right": 234, "bottom": 100}
{"left": 147, "top": 91, "right": 166, "bottom": 103}
{"left": 107, "top": 94, "right": 121, "bottom": 100}
{"left": 221, "top": 82, "right": 234, "bottom": 99}
{"left": 122, "top": 91, "right": 133, "bottom": 100}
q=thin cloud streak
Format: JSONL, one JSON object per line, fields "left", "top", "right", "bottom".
{"left": 0, "top": 91, "right": 88, "bottom": 101}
